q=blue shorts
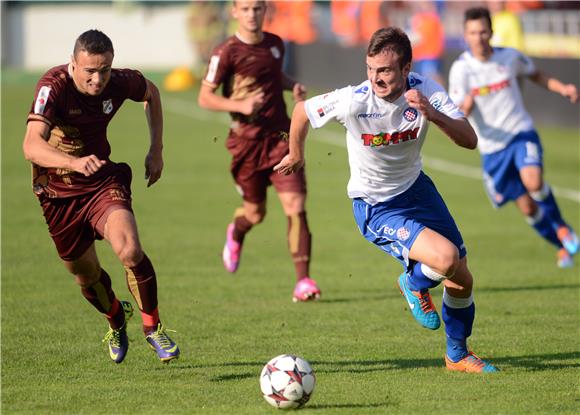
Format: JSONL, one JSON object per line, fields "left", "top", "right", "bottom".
{"left": 353, "top": 171, "right": 466, "bottom": 271}
{"left": 482, "top": 130, "right": 543, "bottom": 208}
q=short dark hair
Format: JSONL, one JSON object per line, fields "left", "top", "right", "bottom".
{"left": 367, "top": 27, "right": 412, "bottom": 69}
{"left": 464, "top": 7, "right": 493, "bottom": 30}
{"left": 73, "top": 29, "right": 114, "bottom": 57}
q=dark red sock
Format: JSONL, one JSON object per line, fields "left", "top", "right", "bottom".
{"left": 125, "top": 253, "right": 160, "bottom": 334}
{"left": 233, "top": 210, "right": 253, "bottom": 243}
{"left": 81, "top": 269, "right": 124, "bottom": 329}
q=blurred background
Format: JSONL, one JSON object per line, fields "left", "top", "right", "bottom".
{"left": 2, "top": 0, "right": 579, "bottom": 126}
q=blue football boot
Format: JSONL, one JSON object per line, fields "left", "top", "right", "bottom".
{"left": 146, "top": 324, "right": 180, "bottom": 363}
{"left": 398, "top": 273, "right": 441, "bottom": 330}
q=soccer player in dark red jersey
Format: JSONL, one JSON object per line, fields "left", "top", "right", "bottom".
{"left": 23, "top": 29, "right": 179, "bottom": 364}
{"left": 198, "top": 0, "right": 321, "bottom": 302}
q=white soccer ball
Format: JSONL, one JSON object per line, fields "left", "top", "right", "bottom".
{"left": 260, "top": 354, "right": 316, "bottom": 409}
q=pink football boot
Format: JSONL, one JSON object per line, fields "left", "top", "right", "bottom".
{"left": 222, "top": 223, "right": 242, "bottom": 273}
{"left": 292, "top": 277, "right": 321, "bottom": 303}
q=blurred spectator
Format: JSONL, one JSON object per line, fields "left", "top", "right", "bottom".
{"left": 262, "top": 1, "right": 317, "bottom": 74}
{"left": 331, "top": 1, "right": 386, "bottom": 47}
{"left": 488, "top": 1, "right": 525, "bottom": 50}
{"left": 408, "top": 1, "right": 445, "bottom": 85}
{"left": 263, "top": 1, "right": 317, "bottom": 45}
{"left": 187, "top": 1, "right": 228, "bottom": 77}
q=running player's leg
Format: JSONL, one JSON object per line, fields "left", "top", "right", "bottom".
{"left": 277, "top": 191, "right": 320, "bottom": 302}
{"left": 405, "top": 228, "right": 459, "bottom": 330}
{"left": 514, "top": 131, "right": 577, "bottom": 260}
{"left": 442, "top": 258, "right": 498, "bottom": 372}
{"left": 63, "top": 244, "right": 130, "bottom": 363}
{"left": 103, "top": 208, "right": 179, "bottom": 362}
{"left": 64, "top": 243, "right": 126, "bottom": 330}
{"left": 520, "top": 165, "right": 578, "bottom": 257}
{"left": 483, "top": 135, "right": 571, "bottom": 265}
{"left": 223, "top": 200, "right": 266, "bottom": 273}
{"left": 223, "top": 163, "right": 269, "bottom": 273}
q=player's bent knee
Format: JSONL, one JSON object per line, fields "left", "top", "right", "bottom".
{"left": 246, "top": 211, "right": 266, "bottom": 225}
{"left": 74, "top": 272, "right": 101, "bottom": 288}
{"left": 433, "top": 248, "right": 460, "bottom": 277}
{"left": 116, "top": 243, "right": 144, "bottom": 268}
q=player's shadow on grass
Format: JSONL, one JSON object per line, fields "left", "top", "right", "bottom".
{"left": 491, "top": 351, "right": 580, "bottom": 371}
{"left": 306, "top": 402, "right": 393, "bottom": 411}
{"left": 167, "top": 351, "right": 580, "bottom": 376}
{"left": 477, "top": 283, "right": 580, "bottom": 293}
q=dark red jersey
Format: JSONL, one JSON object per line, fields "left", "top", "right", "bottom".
{"left": 202, "top": 32, "right": 290, "bottom": 140}
{"left": 27, "top": 64, "right": 147, "bottom": 198}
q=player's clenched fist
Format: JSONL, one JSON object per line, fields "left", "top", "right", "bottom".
{"left": 71, "top": 155, "right": 107, "bottom": 176}
{"left": 404, "top": 89, "right": 435, "bottom": 121}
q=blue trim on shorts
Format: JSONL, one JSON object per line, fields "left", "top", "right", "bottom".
{"left": 353, "top": 171, "right": 466, "bottom": 271}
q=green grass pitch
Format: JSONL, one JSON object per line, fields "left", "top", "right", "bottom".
{"left": 2, "top": 72, "right": 579, "bottom": 414}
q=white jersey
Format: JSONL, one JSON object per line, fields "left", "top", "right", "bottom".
{"left": 448, "top": 47, "right": 536, "bottom": 155}
{"left": 304, "top": 72, "right": 464, "bottom": 205}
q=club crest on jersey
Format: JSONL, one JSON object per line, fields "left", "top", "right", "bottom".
{"left": 396, "top": 227, "right": 410, "bottom": 241}
{"left": 102, "top": 99, "right": 113, "bottom": 114}
{"left": 270, "top": 46, "right": 281, "bottom": 59}
{"left": 403, "top": 107, "right": 418, "bottom": 122}
{"left": 34, "top": 86, "right": 51, "bottom": 114}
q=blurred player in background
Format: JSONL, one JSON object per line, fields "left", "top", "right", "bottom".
{"left": 449, "top": 7, "right": 579, "bottom": 268}
{"left": 23, "top": 30, "right": 179, "bottom": 364}
{"left": 275, "top": 27, "right": 498, "bottom": 373}
{"left": 198, "top": 0, "right": 321, "bottom": 302}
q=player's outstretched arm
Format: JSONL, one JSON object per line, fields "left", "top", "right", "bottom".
{"left": 528, "top": 71, "right": 579, "bottom": 104}
{"left": 405, "top": 89, "right": 477, "bottom": 150}
{"left": 274, "top": 101, "right": 310, "bottom": 175}
{"left": 23, "top": 120, "right": 106, "bottom": 176}
{"left": 143, "top": 79, "right": 164, "bottom": 187}
{"left": 198, "top": 83, "right": 265, "bottom": 116}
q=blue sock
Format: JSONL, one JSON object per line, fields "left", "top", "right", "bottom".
{"left": 407, "top": 262, "right": 442, "bottom": 292}
{"left": 530, "top": 184, "right": 565, "bottom": 229}
{"left": 527, "top": 207, "right": 561, "bottom": 248}
{"left": 446, "top": 336, "right": 468, "bottom": 363}
{"left": 442, "top": 289, "right": 474, "bottom": 362}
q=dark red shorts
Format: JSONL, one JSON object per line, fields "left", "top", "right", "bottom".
{"left": 227, "top": 133, "right": 307, "bottom": 203}
{"left": 39, "top": 163, "right": 133, "bottom": 261}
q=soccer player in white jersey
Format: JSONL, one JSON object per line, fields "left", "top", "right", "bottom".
{"left": 449, "top": 7, "right": 579, "bottom": 268}
{"left": 275, "top": 27, "right": 498, "bottom": 373}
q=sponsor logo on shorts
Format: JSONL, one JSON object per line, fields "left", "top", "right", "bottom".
{"left": 378, "top": 225, "right": 396, "bottom": 236}
{"left": 403, "top": 107, "right": 418, "bottom": 122}
{"left": 102, "top": 99, "right": 113, "bottom": 114}
{"left": 34, "top": 86, "right": 51, "bottom": 114}
{"left": 110, "top": 188, "right": 128, "bottom": 201}
{"left": 396, "top": 227, "right": 410, "bottom": 241}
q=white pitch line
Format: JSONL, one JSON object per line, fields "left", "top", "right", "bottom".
{"left": 163, "top": 96, "right": 580, "bottom": 204}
